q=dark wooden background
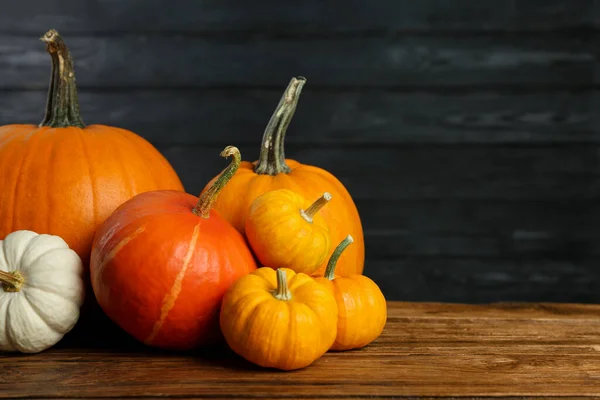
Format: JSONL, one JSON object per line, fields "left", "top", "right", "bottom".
{"left": 0, "top": 0, "right": 597, "bottom": 303}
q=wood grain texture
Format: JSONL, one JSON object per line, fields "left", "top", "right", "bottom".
{"left": 156, "top": 144, "right": 600, "bottom": 201}
{"left": 0, "top": 90, "right": 596, "bottom": 145}
{"left": 0, "top": 1, "right": 597, "bottom": 304}
{"left": 365, "top": 198, "right": 600, "bottom": 247}
{"left": 367, "top": 259, "right": 600, "bottom": 303}
{"left": 4, "top": 302, "right": 600, "bottom": 398}
{"left": 0, "top": 35, "right": 596, "bottom": 89}
{"left": 1, "top": 0, "right": 597, "bottom": 34}
{"left": 363, "top": 199, "right": 600, "bottom": 236}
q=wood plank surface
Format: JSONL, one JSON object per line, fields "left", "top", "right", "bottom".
{"left": 4, "top": 301, "right": 600, "bottom": 398}
{"left": 1, "top": 0, "right": 597, "bottom": 34}
{"left": 0, "top": 90, "right": 596, "bottom": 145}
{"left": 0, "top": 35, "right": 595, "bottom": 89}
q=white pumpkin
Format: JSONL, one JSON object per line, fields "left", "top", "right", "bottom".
{"left": 0, "top": 230, "right": 84, "bottom": 353}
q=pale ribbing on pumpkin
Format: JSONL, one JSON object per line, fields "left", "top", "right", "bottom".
{"left": 200, "top": 77, "right": 364, "bottom": 277}
{"left": 0, "top": 30, "right": 184, "bottom": 266}
{"left": 0, "top": 230, "right": 85, "bottom": 353}
{"left": 90, "top": 146, "right": 257, "bottom": 351}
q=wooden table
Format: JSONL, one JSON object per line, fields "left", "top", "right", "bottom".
{"left": 3, "top": 301, "right": 600, "bottom": 399}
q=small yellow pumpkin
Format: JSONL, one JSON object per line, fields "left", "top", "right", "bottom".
{"left": 245, "top": 189, "right": 332, "bottom": 275}
{"left": 220, "top": 267, "right": 338, "bottom": 370}
{"left": 314, "top": 235, "right": 387, "bottom": 351}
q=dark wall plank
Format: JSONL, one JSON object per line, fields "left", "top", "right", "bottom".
{"left": 0, "top": 90, "right": 596, "bottom": 145}
{"left": 366, "top": 232, "right": 502, "bottom": 259}
{"left": 0, "top": 1, "right": 596, "bottom": 305}
{"left": 1, "top": 0, "right": 597, "bottom": 34}
{"left": 361, "top": 199, "right": 600, "bottom": 234}
{"left": 363, "top": 199, "right": 600, "bottom": 259}
{"left": 368, "top": 228, "right": 598, "bottom": 261}
{"left": 0, "top": 35, "right": 595, "bottom": 89}
{"left": 368, "top": 258, "right": 600, "bottom": 303}
{"left": 157, "top": 145, "right": 600, "bottom": 201}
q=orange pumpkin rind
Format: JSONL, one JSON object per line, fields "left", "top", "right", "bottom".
{"left": 315, "top": 235, "right": 388, "bottom": 351}
{"left": 245, "top": 189, "right": 332, "bottom": 274}
{"left": 220, "top": 267, "right": 338, "bottom": 370}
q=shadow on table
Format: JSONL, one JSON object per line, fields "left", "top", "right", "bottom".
{"left": 52, "top": 302, "right": 267, "bottom": 372}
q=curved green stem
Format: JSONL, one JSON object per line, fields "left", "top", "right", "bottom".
{"left": 0, "top": 270, "right": 24, "bottom": 292}
{"left": 324, "top": 235, "right": 354, "bottom": 280}
{"left": 193, "top": 146, "right": 241, "bottom": 218}
{"left": 39, "top": 29, "right": 85, "bottom": 128}
{"left": 254, "top": 77, "right": 306, "bottom": 175}
{"left": 300, "top": 192, "right": 332, "bottom": 223}
{"left": 272, "top": 269, "right": 292, "bottom": 301}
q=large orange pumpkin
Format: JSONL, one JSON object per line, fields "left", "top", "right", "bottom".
{"left": 0, "top": 30, "right": 183, "bottom": 265}
{"left": 90, "top": 146, "right": 258, "bottom": 350}
{"left": 202, "top": 77, "right": 364, "bottom": 276}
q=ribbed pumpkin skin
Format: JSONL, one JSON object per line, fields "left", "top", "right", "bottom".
{"left": 220, "top": 267, "right": 338, "bottom": 370}
{"left": 0, "top": 124, "right": 184, "bottom": 265}
{"left": 204, "top": 160, "right": 364, "bottom": 277}
{"left": 90, "top": 190, "right": 257, "bottom": 350}
{"left": 245, "top": 189, "right": 331, "bottom": 274}
{"left": 315, "top": 275, "right": 387, "bottom": 351}
{"left": 313, "top": 235, "right": 386, "bottom": 351}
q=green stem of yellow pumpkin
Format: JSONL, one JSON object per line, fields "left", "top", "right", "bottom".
{"left": 254, "top": 77, "right": 306, "bottom": 176}
{"left": 324, "top": 235, "right": 354, "bottom": 280}
{"left": 0, "top": 270, "right": 24, "bottom": 292}
{"left": 193, "top": 146, "right": 242, "bottom": 218}
{"left": 39, "top": 29, "right": 85, "bottom": 128}
{"left": 272, "top": 269, "right": 292, "bottom": 301}
{"left": 300, "top": 192, "right": 332, "bottom": 223}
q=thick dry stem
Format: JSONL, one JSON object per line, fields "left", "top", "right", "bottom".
{"left": 193, "top": 146, "right": 241, "bottom": 218}
{"left": 300, "top": 192, "right": 332, "bottom": 223}
{"left": 324, "top": 235, "right": 354, "bottom": 280}
{"left": 0, "top": 270, "right": 24, "bottom": 292}
{"left": 254, "top": 77, "right": 306, "bottom": 175}
{"left": 272, "top": 269, "right": 292, "bottom": 301}
{"left": 39, "top": 29, "right": 85, "bottom": 128}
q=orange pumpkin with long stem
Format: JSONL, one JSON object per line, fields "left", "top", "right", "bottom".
{"left": 220, "top": 267, "right": 338, "bottom": 370}
{"left": 201, "top": 77, "right": 363, "bottom": 277}
{"left": 0, "top": 30, "right": 183, "bottom": 265}
{"left": 90, "top": 146, "right": 257, "bottom": 350}
{"left": 245, "top": 189, "right": 332, "bottom": 274}
{"left": 314, "top": 235, "right": 387, "bottom": 351}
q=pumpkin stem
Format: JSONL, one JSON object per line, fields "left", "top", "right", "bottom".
{"left": 0, "top": 270, "right": 24, "bottom": 292}
{"left": 254, "top": 77, "right": 306, "bottom": 176}
{"left": 324, "top": 235, "right": 354, "bottom": 280}
{"left": 39, "top": 29, "right": 85, "bottom": 128}
{"left": 272, "top": 269, "right": 292, "bottom": 301}
{"left": 300, "top": 192, "right": 332, "bottom": 223}
{"left": 193, "top": 146, "right": 242, "bottom": 218}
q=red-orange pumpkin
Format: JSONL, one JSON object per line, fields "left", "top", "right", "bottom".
{"left": 90, "top": 146, "right": 257, "bottom": 350}
{"left": 202, "top": 77, "right": 364, "bottom": 277}
{"left": 0, "top": 30, "right": 183, "bottom": 265}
